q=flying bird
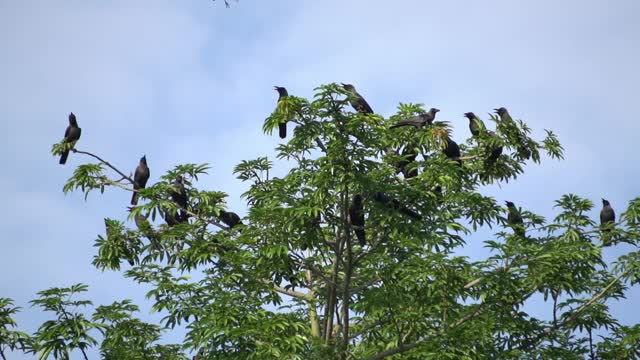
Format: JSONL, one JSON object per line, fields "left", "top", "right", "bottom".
{"left": 464, "top": 112, "right": 485, "bottom": 137}
{"left": 390, "top": 108, "right": 439, "bottom": 129}
{"left": 349, "top": 194, "right": 366, "bottom": 246}
{"left": 341, "top": 83, "right": 373, "bottom": 114}
{"left": 130, "top": 155, "right": 150, "bottom": 205}
{"left": 59, "top": 112, "right": 82, "bottom": 164}
{"left": 171, "top": 175, "right": 189, "bottom": 223}
{"left": 600, "top": 198, "right": 615, "bottom": 232}
{"left": 505, "top": 201, "right": 525, "bottom": 236}
{"left": 218, "top": 210, "right": 243, "bottom": 229}
{"left": 274, "top": 86, "right": 289, "bottom": 139}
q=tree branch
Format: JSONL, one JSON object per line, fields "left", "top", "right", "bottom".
{"left": 72, "top": 149, "right": 135, "bottom": 185}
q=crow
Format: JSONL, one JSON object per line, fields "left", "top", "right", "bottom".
{"left": 464, "top": 112, "right": 484, "bottom": 137}
{"left": 218, "top": 210, "right": 243, "bottom": 229}
{"left": 341, "top": 83, "right": 373, "bottom": 114}
{"left": 443, "top": 137, "right": 462, "bottom": 166}
{"left": 274, "top": 86, "right": 289, "bottom": 139}
{"left": 398, "top": 146, "right": 418, "bottom": 179}
{"left": 171, "top": 175, "right": 188, "bottom": 223}
{"left": 486, "top": 131, "right": 503, "bottom": 166}
{"left": 130, "top": 155, "right": 150, "bottom": 205}
{"left": 59, "top": 112, "right": 82, "bottom": 164}
{"left": 505, "top": 201, "right": 525, "bottom": 236}
{"left": 494, "top": 107, "right": 531, "bottom": 159}
{"left": 600, "top": 198, "right": 615, "bottom": 232}
{"left": 349, "top": 194, "right": 366, "bottom": 246}
{"left": 390, "top": 108, "right": 439, "bottom": 129}
{"left": 373, "top": 192, "right": 422, "bottom": 220}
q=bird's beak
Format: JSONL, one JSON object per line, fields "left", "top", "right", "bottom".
{"left": 340, "top": 83, "right": 347, "bottom": 87}
{"left": 493, "top": 108, "right": 500, "bottom": 113}
{"left": 273, "top": 86, "right": 278, "bottom": 90}
{"left": 434, "top": 108, "right": 440, "bottom": 112}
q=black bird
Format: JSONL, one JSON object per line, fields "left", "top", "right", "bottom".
{"left": 164, "top": 211, "right": 179, "bottom": 227}
{"left": 390, "top": 108, "right": 439, "bottom": 129}
{"left": 130, "top": 155, "right": 150, "bottom": 205}
{"left": 464, "top": 112, "right": 485, "bottom": 137}
{"left": 218, "top": 210, "right": 243, "bottom": 229}
{"left": 171, "top": 175, "right": 188, "bottom": 223}
{"left": 398, "top": 146, "right": 418, "bottom": 179}
{"left": 486, "top": 130, "right": 503, "bottom": 166}
{"left": 341, "top": 83, "right": 373, "bottom": 114}
{"left": 494, "top": 107, "right": 531, "bottom": 159}
{"left": 443, "top": 137, "right": 462, "bottom": 166}
{"left": 59, "top": 112, "right": 82, "bottom": 164}
{"left": 600, "top": 198, "right": 615, "bottom": 232}
{"left": 373, "top": 192, "right": 422, "bottom": 220}
{"left": 274, "top": 86, "right": 289, "bottom": 138}
{"left": 494, "top": 107, "right": 512, "bottom": 122}
{"left": 505, "top": 201, "right": 525, "bottom": 236}
{"left": 349, "top": 194, "right": 366, "bottom": 246}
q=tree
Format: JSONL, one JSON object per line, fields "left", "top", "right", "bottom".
{"left": 4, "top": 83, "right": 640, "bottom": 359}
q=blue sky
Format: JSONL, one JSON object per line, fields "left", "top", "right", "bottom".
{"left": 1, "top": 0, "right": 640, "bottom": 358}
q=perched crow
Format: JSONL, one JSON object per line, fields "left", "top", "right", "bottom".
{"left": 505, "top": 201, "right": 525, "bottom": 236}
{"left": 600, "top": 198, "right": 615, "bottom": 232}
{"left": 171, "top": 175, "right": 188, "bottom": 223}
{"left": 59, "top": 112, "right": 82, "bottom": 164}
{"left": 494, "top": 107, "right": 531, "bottom": 159}
{"left": 164, "top": 211, "right": 179, "bottom": 227}
{"left": 373, "top": 192, "right": 422, "bottom": 220}
{"left": 349, "top": 194, "right": 366, "bottom": 246}
{"left": 341, "top": 83, "right": 373, "bottom": 114}
{"left": 130, "top": 155, "right": 150, "bottom": 205}
{"left": 274, "top": 86, "right": 289, "bottom": 139}
{"left": 390, "top": 108, "right": 439, "bottom": 129}
{"left": 443, "top": 137, "right": 462, "bottom": 166}
{"left": 464, "top": 112, "right": 484, "bottom": 137}
{"left": 398, "top": 146, "right": 418, "bottom": 179}
{"left": 486, "top": 130, "right": 503, "bottom": 166}
{"left": 128, "top": 206, "right": 158, "bottom": 244}
{"left": 218, "top": 210, "right": 243, "bottom": 229}
{"left": 494, "top": 107, "right": 513, "bottom": 122}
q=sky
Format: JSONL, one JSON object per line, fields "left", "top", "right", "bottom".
{"left": 1, "top": 0, "right": 640, "bottom": 358}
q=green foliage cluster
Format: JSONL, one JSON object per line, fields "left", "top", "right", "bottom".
{"left": 7, "top": 83, "right": 640, "bottom": 359}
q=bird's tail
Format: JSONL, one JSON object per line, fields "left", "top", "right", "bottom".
{"left": 355, "top": 228, "right": 366, "bottom": 246}
{"left": 389, "top": 123, "right": 407, "bottom": 129}
{"left": 279, "top": 122, "right": 287, "bottom": 139}
{"left": 131, "top": 191, "right": 139, "bottom": 205}
{"left": 59, "top": 150, "right": 69, "bottom": 165}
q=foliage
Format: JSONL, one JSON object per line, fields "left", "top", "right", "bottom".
{"left": 4, "top": 83, "right": 640, "bottom": 359}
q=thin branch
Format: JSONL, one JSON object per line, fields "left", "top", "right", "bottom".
{"left": 348, "top": 319, "right": 390, "bottom": 340}
{"left": 315, "top": 138, "right": 328, "bottom": 153}
{"left": 95, "top": 177, "right": 134, "bottom": 192}
{"left": 363, "top": 287, "right": 538, "bottom": 360}
{"left": 72, "top": 149, "right": 135, "bottom": 184}
{"left": 515, "top": 269, "right": 630, "bottom": 352}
